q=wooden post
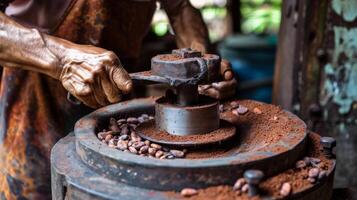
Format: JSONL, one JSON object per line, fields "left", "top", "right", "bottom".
{"left": 274, "top": 0, "right": 357, "bottom": 187}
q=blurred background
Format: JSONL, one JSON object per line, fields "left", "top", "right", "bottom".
{"left": 139, "top": 0, "right": 281, "bottom": 103}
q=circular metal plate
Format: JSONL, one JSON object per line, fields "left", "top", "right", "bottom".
{"left": 137, "top": 120, "right": 236, "bottom": 148}
{"left": 74, "top": 98, "right": 307, "bottom": 191}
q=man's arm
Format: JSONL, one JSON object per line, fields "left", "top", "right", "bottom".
{"left": 160, "top": 0, "right": 209, "bottom": 53}
{"left": 0, "top": 12, "right": 132, "bottom": 108}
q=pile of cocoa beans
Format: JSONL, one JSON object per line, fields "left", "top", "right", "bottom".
{"left": 97, "top": 114, "right": 186, "bottom": 159}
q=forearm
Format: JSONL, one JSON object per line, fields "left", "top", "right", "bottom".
{"left": 0, "top": 12, "right": 72, "bottom": 79}
{"left": 162, "top": 0, "right": 209, "bottom": 53}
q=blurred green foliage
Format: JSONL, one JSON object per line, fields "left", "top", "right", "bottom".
{"left": 241, "top": 0, "right": 281, "bottom": 33}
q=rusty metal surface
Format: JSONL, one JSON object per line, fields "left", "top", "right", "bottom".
{"left": 74, "top": 97, "right": 307, "bottom": 191}
{"left": 137, "top": 120, "right": 236, "bottom": 147}
{"left": 274, "top": 0, "right": 357, "bottom": 187}
{"left": 154, "top": 96, "right": 220, "bottom": 136}
{"left": 51, "top": 132, "right": 335, "bottom": 200}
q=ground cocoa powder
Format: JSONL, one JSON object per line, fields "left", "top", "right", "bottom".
{"left": 164, "top": 133, "right": 334, "bottom": 200}
{"left": 159, "top": 54, "right": 183, "bottom": 61}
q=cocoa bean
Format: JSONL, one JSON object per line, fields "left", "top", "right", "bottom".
{"left": 307, "top": 177, "right": 316, "bottom": 183}
{"left": 117, "top": 141, "right": 128, "bottom": 150}
{"left": 138, "top": 117, "right": 145, "bottom": 123}
{"left": 97, "top": 132, "right": 108, "bottom": 140}
{"left": 233, "top": 178, "right": 246, "bottom": 191}
{"left": 128, "top": 124, "right": 137, "bottom": 129}
{"left": 151, "top": 143, "right": 162, "bottom": 150}
{"left": 170, "top": 150, "right": 184, "bottom": 158}
{"left": 121, "top": 126, "right": 129, "bottom": 135}
{"left": 308, "top": 168, "right": 320, "bottom": 178}
{"left": 148, "top": 148, "right": 157, "bottom": 155}
{"left": 241, "top": 184, "right": 249, "bottom": 193}
{"left": 155, "top": 150, "right": 164, "bottom": 158}
{"left": 180, "top": 188, "right": 198, "bottom": 197}
{"left": 144, "top": 140, "right": 150, "bottom": 146}
{"left": 105, "top": 134, "right": 113, "bottom": 142}
{"left": 280, "top": 182, "right": 292, "bottom": 197}
{"left": 237, "top": 106, "right": 249, "bottom": 114}
{"left": 139, "top": 146, "right": 149, "bottom": 154}
{"left": 119, "top": 135, "right": 129, "bottom": 140}
{"left": 109, "top": 118, "right": 121, "bottom": 133}
{"left": 310, "top": 157, "right": 321, "bottom": 164}
{"left": 295, "top": 160, "right": 306, "bottom": 169}
{"left": 127, "top": 117, "right": 139, "bottom": 124}
{"left": 129, "top": 146, "right": 138, "bottom": 154}
{"left": 253, "top": 107, "right": 262, "bottom": 114}
{"left": 117, "top": 119, "right": 126, "bottom": 124}
{"left": 230, "top": 101, "right": 239, "bottom": 109}
{"left": 108, "top": 143, "right": 116, "bottom": 148}
{"left": 132, "top": 142, "right": 145, "bottom": 150}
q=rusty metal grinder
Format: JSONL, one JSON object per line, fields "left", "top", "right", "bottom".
{"left": 51, "top": 98, "right": 335, "bottom": 200}
{"left": 130, "top": 48, "right": 235, "bottom": 146}
{"left": 50, "top": 50, "right": 336, "bottom": 199}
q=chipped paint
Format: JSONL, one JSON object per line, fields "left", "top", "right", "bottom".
{"left": 332, "top": 0, "right": 357, "bottom": 22}
{"left": 320, "top": 27, "right": 357, "bottom": 114}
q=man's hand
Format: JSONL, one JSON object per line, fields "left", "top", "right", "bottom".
{"left": 198, "top": 59, "right": 237, "bottom": 99}
{"left": 59, "top": 46, "right": 132, "bottom": 108}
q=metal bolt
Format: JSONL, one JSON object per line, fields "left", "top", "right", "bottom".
{"left": 243, "top": 170, "right": 264, "bottom": 196}
{"left": 320, "top": 137, "right": 336, "bottom": 158}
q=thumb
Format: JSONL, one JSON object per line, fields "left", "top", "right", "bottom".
{"left": 111, "top": 66, "right": 133, "bottom": 94}
{"left": 220, "top": 59, "right": 234, "bottom": 81}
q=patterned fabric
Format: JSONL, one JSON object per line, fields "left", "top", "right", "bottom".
{"left": 0, "top": 0, "right": 156, "bottom": 199}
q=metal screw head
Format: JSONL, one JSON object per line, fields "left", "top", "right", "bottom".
{"left": 244, "top": 170, "right": 264, "bottom": 185}
{"left": 320, "top": 137, "right": 336, "bottom": 149}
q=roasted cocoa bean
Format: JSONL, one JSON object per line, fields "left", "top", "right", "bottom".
{"left": 119, "top": 135, "right": 129, "bottom": 140}
{"left": 280, "top": 182, "right": 292, "bottom": 197}
{"left": 148, "top": 148, "right": 157, "bottom": 155}
{"left": 151, "top": 143, "right": 162, "bottom": 150}
{"left": 127, "top": 117, "right": 139, "bottom": 124}
{"left": 308, "top": 168, "right": 320, "bottom": 178}
{"left": 139, "top": 146, "right": 149, "bottom": 154}
{"left": 155, "top": 150, "right": 164, "bottom": 158}
{"left": 253, "top": 107, "right": 262, "bottom": 114}
{"left": 307, "top": 177, "right": 316, "bottom": 183}
{"left": 105, "top": 134, "right": 113, "bottom": 142}
{"left": 117, "top": 141, "right": 128, "bottom": 150}
{"left": 233, "top": 178, "right": 246, "bottom": 191}
{"left": 133, "top": 142, "right": 145, "bottom": 150}
{"left": 117, "top": 119, "right": 126, "bottom": 124}
{"left": 180, "top": 188, "right": 198, "bottom": 197}
{"left": 129, "top": 146, "right": 138, "bottom": 154}
{"left": 237, "top": 106, "right": 249, "bottom": 114}
{"left": 170, "top": 150, "right": 184, "bottom": 158}
{"left": 241, "top": 184, "right": 249, "bottom": 193}
{"left": 295, "top": 160, "right": 306, "bottom": 169}
{"left": 121, "top": 126, "right": 129, "bottom": 135}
